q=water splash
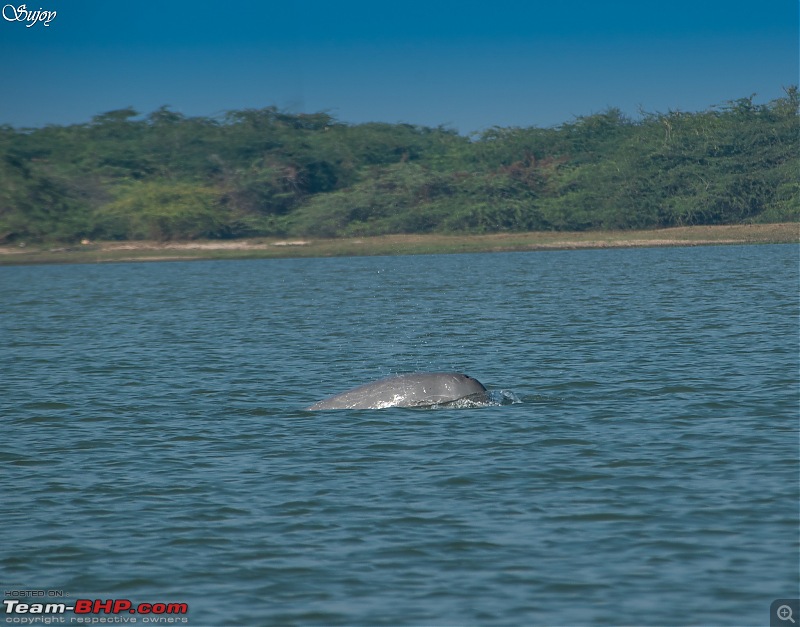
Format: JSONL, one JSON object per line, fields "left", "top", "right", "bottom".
{"left": 490, "top": 389, "right": 524, "bottom": 405}
{"left": 431, "top": 389, "right": 523, "bottom": 409}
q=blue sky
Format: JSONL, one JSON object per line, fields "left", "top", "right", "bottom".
{"left": 1, "top": 0, "right": 797, "bottom": 132}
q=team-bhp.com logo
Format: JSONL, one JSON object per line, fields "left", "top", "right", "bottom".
{"left": 3, "top": 599, "right": 189, "bottom": 623}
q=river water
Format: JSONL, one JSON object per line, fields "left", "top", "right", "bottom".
{"left": 2, "top": 244, "right": 798, "bottom": 626}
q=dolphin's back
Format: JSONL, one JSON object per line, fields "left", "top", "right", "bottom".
{"left": 305, "top": 372, "right": 487, "bottom": 410}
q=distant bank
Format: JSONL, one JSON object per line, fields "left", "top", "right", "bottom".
{"left": 0, "top": 223, "right": 797, "bottom": 266}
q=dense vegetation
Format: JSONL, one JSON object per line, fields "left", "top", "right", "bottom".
{"left": 1, "top": 88, "right": 797, "bottom": 242}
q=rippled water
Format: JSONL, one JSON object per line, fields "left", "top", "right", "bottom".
{"left": 2, "top": 244, "right": 798, "bottom": 626}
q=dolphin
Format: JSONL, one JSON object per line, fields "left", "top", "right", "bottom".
{"left": 305, "top": 372, "right": 488, "bottom": 410}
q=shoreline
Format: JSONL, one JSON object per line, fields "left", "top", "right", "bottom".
{"left": 0, "top": 223, "right": 797, "bottom": 266}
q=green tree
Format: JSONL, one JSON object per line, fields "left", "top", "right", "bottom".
{"left": 93, "top": 180, "right": 229, "bottom": 240}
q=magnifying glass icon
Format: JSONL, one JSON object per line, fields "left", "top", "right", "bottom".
{"left": 778, "top": 605, "right": 796, "bottom": 623}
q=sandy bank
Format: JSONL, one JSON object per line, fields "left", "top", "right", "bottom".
{"left": 0, "top": 223, "right": 796, "bottom": 265}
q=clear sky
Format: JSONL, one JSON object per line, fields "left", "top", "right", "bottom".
{"left": 1, "top": 0, "right": 797, "bottom": 133}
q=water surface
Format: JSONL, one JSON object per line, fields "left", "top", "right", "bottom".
{"left": 2, "top": 244, "right": 798, "bottom": 625}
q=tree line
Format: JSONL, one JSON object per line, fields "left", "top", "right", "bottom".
{"left": 0, "top": 88, "right": 797, "bottom": 242}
